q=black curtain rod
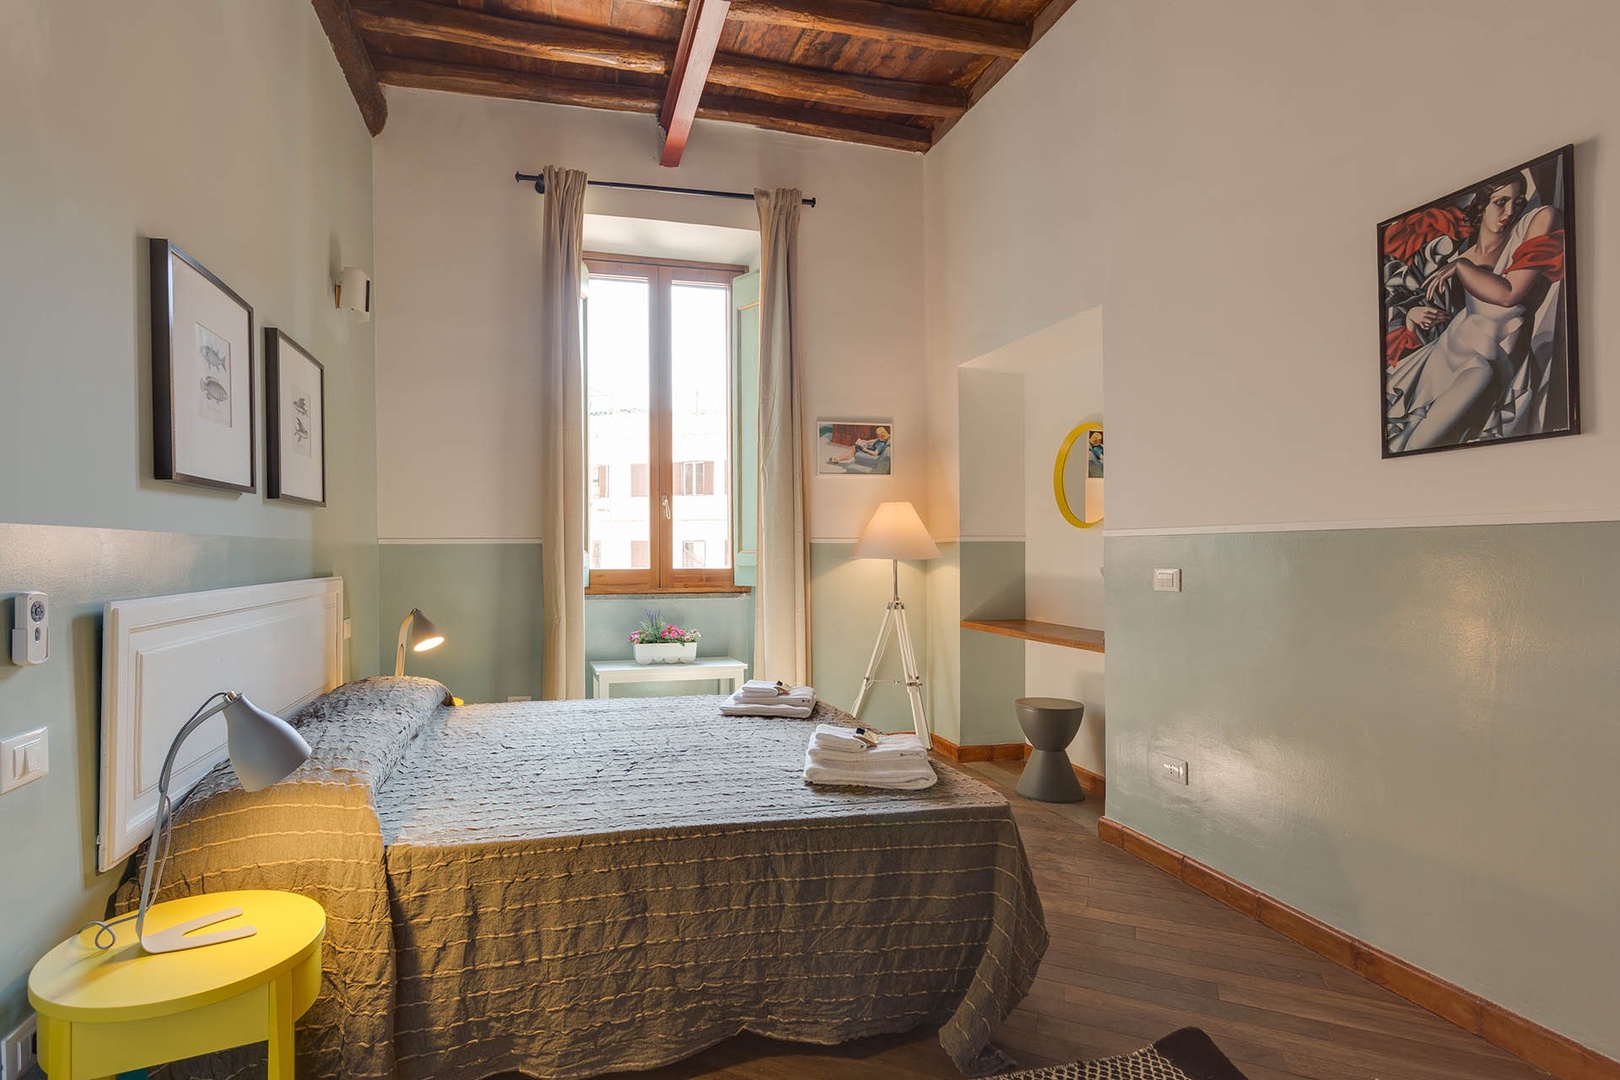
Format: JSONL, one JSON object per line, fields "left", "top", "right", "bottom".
{"left": 514, "top": 172, "right": 816, "bottom": 208}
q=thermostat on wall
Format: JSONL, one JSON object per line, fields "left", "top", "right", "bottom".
{"left": 12, "top": 591, "right": 49, "bottom": 665}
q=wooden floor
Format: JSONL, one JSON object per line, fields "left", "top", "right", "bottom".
{"left": 580, "top": 758, "right": 1551, "bottom": 1080}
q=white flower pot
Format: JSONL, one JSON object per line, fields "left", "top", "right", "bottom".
{"left": 634, "top": 642, "right": 697, "bottom": 665}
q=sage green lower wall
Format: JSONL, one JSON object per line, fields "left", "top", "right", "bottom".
{"left": 378, "top": 543, "right": 755, "bottom": 703}
{"left": 380, "top": 541, "right": 940, "bottom": 725}
{"left": 958, "top": 541, "right": 1026, "bottom": 746}
{"left": 1105, "top": 523, "right": 1620, "bottom": 1059}
{"left": 0, "top": 522, "right": 378, "bottom": 1036}
{"left": 379, "top": 543, "right": 547, "bottom": 702}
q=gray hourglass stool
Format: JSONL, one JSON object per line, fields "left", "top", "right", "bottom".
{"left": 1015, "top": 697, "right": 1086, "bottom": 802}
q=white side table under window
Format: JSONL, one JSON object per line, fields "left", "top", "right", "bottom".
{"left": 590, "top": 657, "right": 748, "bottom": 699}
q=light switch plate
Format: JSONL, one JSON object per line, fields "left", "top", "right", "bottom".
{"left": 0, "top": 728, "right": 48, "bottom": 794}
{"left": 1155, "top": 753, "right": 1189, "bottom": 785}
{"left": 1153, "top": 568, "right": 1182, "bottom": 592}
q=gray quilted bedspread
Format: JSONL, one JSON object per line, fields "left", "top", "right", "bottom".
{"left": 132, "top": 678, "right": 1048, "bottom": 1079}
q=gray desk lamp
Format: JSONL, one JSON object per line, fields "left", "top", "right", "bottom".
{"left": 850, "top": 501, "right": 941, "bottom": 749}
{"left": 134, "top": 692, "right": 312, "bottom": 953}
{"left": 395, "top": 608, "right": 445, "bottom": 676}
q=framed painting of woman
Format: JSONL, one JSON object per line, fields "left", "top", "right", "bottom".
{"left": 1379, "top": 145, "right": 1579, "bottom": 458}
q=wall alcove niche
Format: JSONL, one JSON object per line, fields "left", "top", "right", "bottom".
{"left": 953, "top": 308, "right": 1107, "bottom": 786}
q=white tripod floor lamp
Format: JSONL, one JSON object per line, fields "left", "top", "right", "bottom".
{"left": 849, "top": 501, "right": 941, "bottom": 749}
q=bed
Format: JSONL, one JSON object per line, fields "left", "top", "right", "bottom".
{"left": 103, "top": 584, "right": 1047, "bottom": 1080}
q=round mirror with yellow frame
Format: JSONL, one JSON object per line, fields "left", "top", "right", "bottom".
{"left": 1054, "top": 422, "right": 1103, "bottom": 528}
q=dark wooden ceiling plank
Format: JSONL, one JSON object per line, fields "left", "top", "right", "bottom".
{"left": 372, "top": 53, "right": 928, "bottom": 152}
{"left": 707, "top": 53, "right": 966, "bottom": 117}
{"left": 728, "top": 0, "right": 1028, "bottom": 60}
{"left": 930, "top": 0, "right": 1077, "bottom": 144}
{"left": 311, "top": 0, "right": 389, "bottom": 135}
{"left": 352, "top": 0, "right": 671, "bottom": 74}
{"left": 659, "top": 0, "right": 732, "bottom": 166}
{"left": 374, "top": 54, "right": 663, "bottom": 112}
{"left": 698, "top": 92, "right": 931, "bottom": 152}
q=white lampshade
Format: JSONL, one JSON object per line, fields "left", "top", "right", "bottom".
{"left": 853, "top": 501, "right": 940, "bottom": 561}
{"left": 221, "top": 695, "right": 312, "bottom": 792}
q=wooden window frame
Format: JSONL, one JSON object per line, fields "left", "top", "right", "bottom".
{"left": 585, "top": 253, "right": 749, "bottom": 595}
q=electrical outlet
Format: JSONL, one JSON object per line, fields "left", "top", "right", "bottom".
{"left": 1, "top": 1011, "right": 38, "bottom": 1080}
{"left": 1153, "top": 568, "right": 1182, "bottom": 592}
{"left": 1155, "top": 753, "right": 1189, "bottom": 785}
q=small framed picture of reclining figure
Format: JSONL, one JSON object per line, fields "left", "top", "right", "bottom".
{"left": 817, "top": 419, "right": 892, "bottom": 475}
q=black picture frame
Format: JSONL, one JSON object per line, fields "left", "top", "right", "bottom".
{"left": 264, "top": 329, "right": 327, "bottom": 507}
{"left": 1378, "top": 145, "right": 1579, "bottom": 458}
{"left": 150, "top": 238, "right": 257, "bottom": 491}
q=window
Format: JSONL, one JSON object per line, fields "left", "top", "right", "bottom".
{"left": 677, "top": 460, "right": 715, "bottom": 496}
{"left": 585, "top": 254, "right": 742, "bottom": 592}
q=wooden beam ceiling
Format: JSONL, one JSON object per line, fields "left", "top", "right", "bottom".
{"left": 372, "top": 56, "right": 661, "bottom": 115}
{"left": 324, "top": 0, "right": 1077, "bottom": 153}
{"left": 370, "top": 56, "right": 932, "bottom": 153}
{"left": 352, "top": 0, "right": 669, "bottom": 74}
{"left": 659, "top": 0, "right": 731, "bottom": 166}
{"left": 310, "top": 0, "right": 387, "bottom": 135}
{"left": 727, "top": 0, "right": 1029, "bottom": 60}
{"left": 706, "top": 55, "right": 966, "bottom": 119}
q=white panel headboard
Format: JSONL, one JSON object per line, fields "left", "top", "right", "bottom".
{"left": 98, "top": 577, "right": 344, "bottom": 872}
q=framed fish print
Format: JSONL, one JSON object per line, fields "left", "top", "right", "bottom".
{"left": 1380, "top": 145, "right": 1579, "bottom": 458}
{"left": 264, "top": 329, "right": 326, "bottom": 506}
{"left": 150, "top": 238, "right": 256, "bottom": 490}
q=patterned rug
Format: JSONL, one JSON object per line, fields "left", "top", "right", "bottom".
{"left": 998, "top": 1027, "right": 1250, "bottom": 1080}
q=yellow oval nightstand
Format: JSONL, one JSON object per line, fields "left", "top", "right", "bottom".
{"left": 28, "top": 890, "right": 325, "bottom": 1080}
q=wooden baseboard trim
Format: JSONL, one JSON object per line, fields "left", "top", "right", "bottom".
{"left": 933, "top": 737, "right": 1110, "bottom": 799}
{"left": 1095, "top": 817, "right": 1620, "bottom": 1080}
{"left": 928, "top": 733, "right": 1026, "bottom": 763}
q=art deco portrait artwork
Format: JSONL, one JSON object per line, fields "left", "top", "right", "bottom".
{"left": 1379, "top": 145, "right": 1579, "bottom": 458}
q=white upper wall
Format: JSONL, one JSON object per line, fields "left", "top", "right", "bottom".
{"left": 928, "top": 0, "right": 1620, "bottom": 536}
{"left": 373, "top": 89, "right": 927, "bottom": 543}
{"left": 1105, "top": 0, "right": 1620, "bottom": 534}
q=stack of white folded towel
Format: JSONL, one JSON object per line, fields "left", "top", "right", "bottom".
{"left": 720, "top": 679, "right": 816, "bottom": 718}
{"left": 802, "top": 724, "right": 936, "bottom": 791}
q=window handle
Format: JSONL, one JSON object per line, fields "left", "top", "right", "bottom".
{"left": 662, "top": 495, "right": 672, "bottom": 520}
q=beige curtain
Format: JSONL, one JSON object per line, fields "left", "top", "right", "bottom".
{"left": 539, "top": 166, "right": 587, "bottom": 699}
{"left": 752, "top": 188, "right": 811, "bottom": 685}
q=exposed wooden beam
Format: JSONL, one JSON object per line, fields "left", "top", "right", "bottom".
{"left": 352, "top": 0, "right": 960, "bottom": 123}
{"left": 659, "top": 0, "right": 731, "bottom": 166}
{"left": 372, "top": 56, "right": 929, "bottom": 153}
{"left": 373, "top": 56, "right": 662, "bottom": 114}
{"left": 310, "top": 0, "right": 388, "bottom": 135}
{"left": 929, "top": 0, "right": 1080, "bottom": 145}
{"left": 707, "top": 54, "right": 966, "bottom": 118}
{"left": 700, "top": 93, "right": 931, "bottom": 153}
{"left": 351, "top": 0, "right": 670, "bottom": 75}
{"left": 728, "top": 0, "right": 1028, "bottom": 60}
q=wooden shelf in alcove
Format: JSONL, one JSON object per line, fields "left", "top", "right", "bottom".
{"left": 960, "top": 619, "right": 1105, "bottom": 653}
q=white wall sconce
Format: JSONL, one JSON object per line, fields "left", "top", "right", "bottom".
{"left": 335, "top": 267, "right": 371, "bottom": 321}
